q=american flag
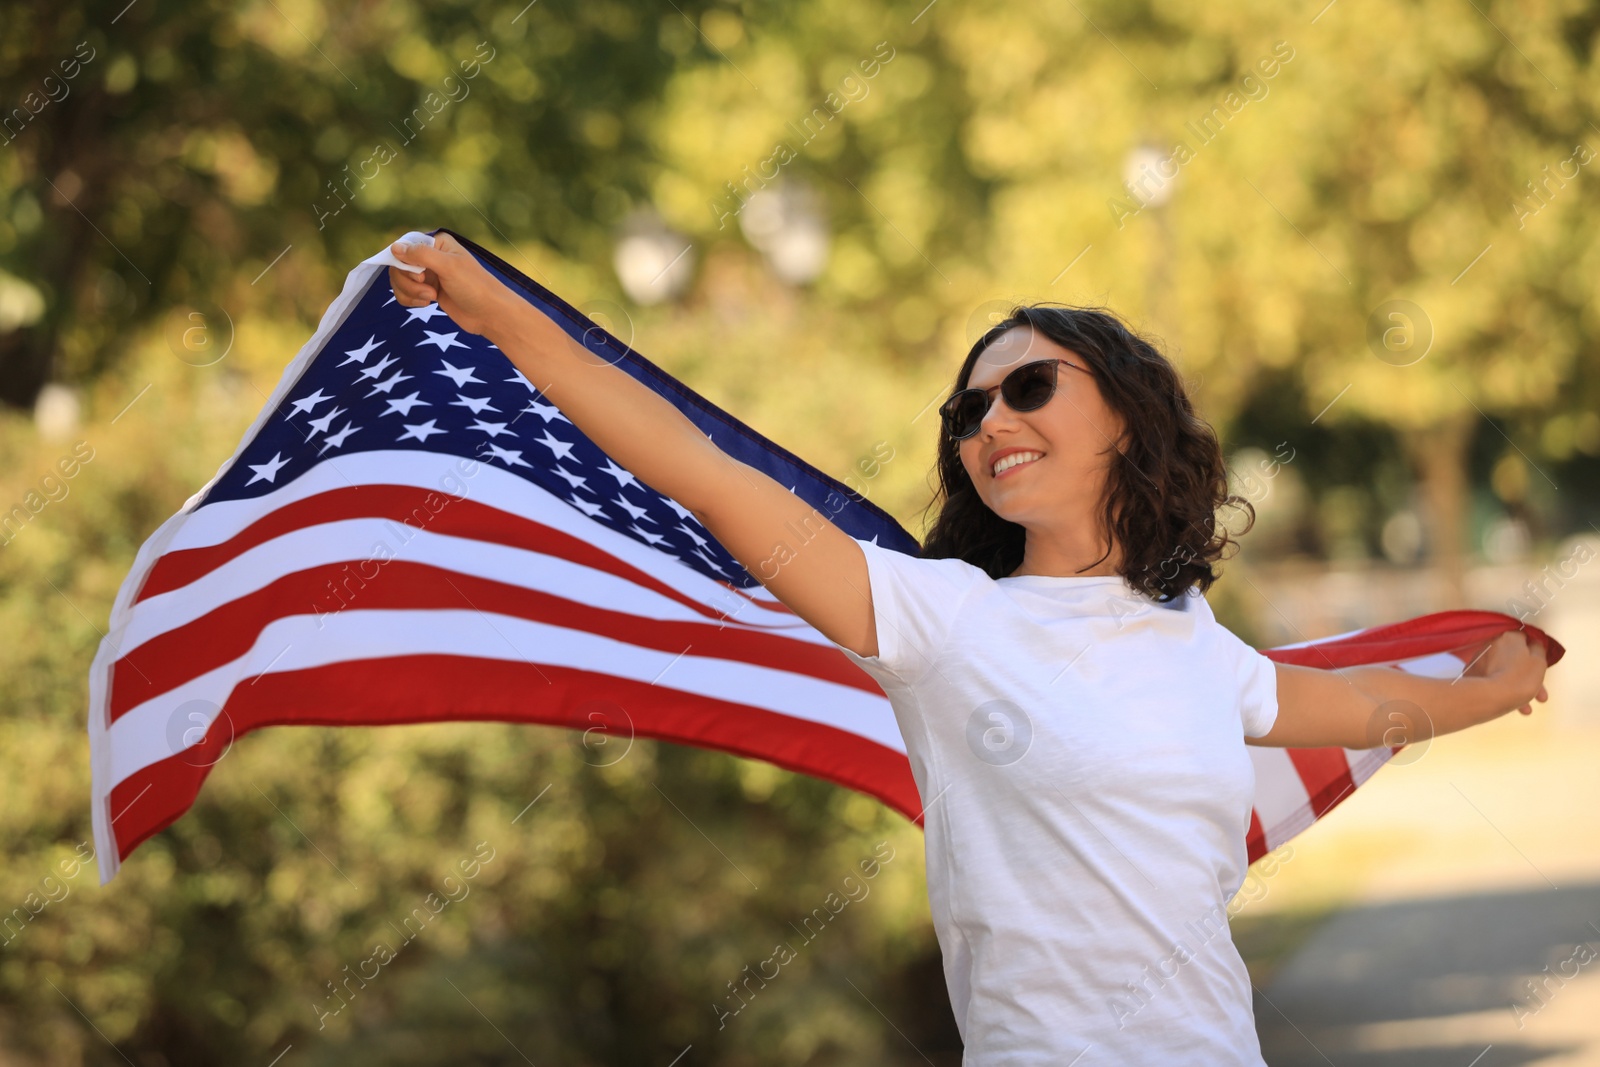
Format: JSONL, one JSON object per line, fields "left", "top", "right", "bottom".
{"left": 87, "top": 228, "right": 1567, "bottom": 884}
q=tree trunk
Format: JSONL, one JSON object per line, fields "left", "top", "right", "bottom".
{"left": 1401, "top": 410, "right": 1477, "bottom": 610}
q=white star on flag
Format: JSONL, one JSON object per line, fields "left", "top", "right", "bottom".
{"left": 318, "top": 422, "right": 361, "bottom": 454}
{"left": 434, "top": 360, "right": 485, "bottom": 387}
{"left": 244, "top": 452, "right": 290, "bottom": 485}
{"left": 450, "top": 394, "right": 499, "bottom": 415}
{"left": 398, "top": 419, "right": 446, "bottom": 443}
{"left": 358, "top": 354, "right": 399, "bottom": 380}
{"left": 340, "top": 336, "right": 383, "bottom": 366}
{"left": 382, "top": 392, "right": 430, "bottom": 417}
{"left": 550, "top": 465, "right": 588, "bottom": 491}
{"left": 305, "top": 406, "right": 347, "bottom": 438}
{"left": 469, "top": 420, "right": 515, "bottom": 439}
{"left": 287, "top": 389, "right": 333, "bottom": 418}
{"left": 598, "top": 456, "right": 640, "bottom": 490}
{"left": 418, "top": 330, "right": 469, "bottom": 353}
{"left": 612, "top": 495, "right": 652, "bottom": 523}
{"left": 480, "top": 443, "right": 532, "bottom": 468}
{"left": 403, "top": 303, "right": 450, "bottom": 325}
{"left": 522, "top": 399, "right": 572, "bottom": 425}
{"left": 534, "top": 430, "right": 576, "bottom": 463}
{"left": 630, "top": 525, "right": 669, "bottom": 547}
{"left": 365, "top": 370, "right": 413, "bottom": 397}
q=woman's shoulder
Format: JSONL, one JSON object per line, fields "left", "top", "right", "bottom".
{"left": 839, "top": 537, "right": 991, "bottom": 686}
{"left": 848, "top": 537, "right": 994, "bottom": 624}
{"left": 851, "top": 536, "right": 993, "bottom": 586}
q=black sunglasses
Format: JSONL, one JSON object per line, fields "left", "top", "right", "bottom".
{"left": 939, "top": 358, "right": 1081, "bottom": 441}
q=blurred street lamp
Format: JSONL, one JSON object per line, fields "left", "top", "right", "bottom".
{"left": 1381, "top": 508, "right": 1425, "bottom": 565}
{"left": 34, "top": 383, "right": 80, "bottom": 443}
{"left": 1125, "top": 142, "right": 1177, "bottom": 337}
{"left": 0, "top": 268, "right": 46, "bottom": 332}
{"left": 613, "top": 210, "right": 695, "bottom": 305}
{"left": 1123, "top": 143, "right": 1177, "bottom": 209}
{"left": 739, "top": 181, "right": 829, "bottom": 286}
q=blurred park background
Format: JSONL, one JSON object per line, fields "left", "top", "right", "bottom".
{"left": 3, "top": 0, "right": 1600, "bottom": 1063}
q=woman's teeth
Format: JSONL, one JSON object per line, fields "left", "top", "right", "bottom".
{"left": 993, "top": 451, "right": 1042, "bottom": 477}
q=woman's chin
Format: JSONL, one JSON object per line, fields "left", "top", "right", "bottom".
{"left": 983, "top": 496, "right": 1032, "bottom": 525}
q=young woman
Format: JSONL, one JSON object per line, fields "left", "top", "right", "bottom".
{"left": 389, "top": 234, "right": 1550, "bottom": 1064}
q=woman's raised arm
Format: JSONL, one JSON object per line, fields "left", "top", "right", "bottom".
{"left": 1245, "top": 631, "right": 1549, "bottom": 748}
{"left": 388, "top": 235, "right": 880, "bottom": 659}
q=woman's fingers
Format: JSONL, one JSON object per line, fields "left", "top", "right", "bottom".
{"left": 387, "top": 234, "right": 511, "bottom": 336}
{"left": 387, "top": 263, "right": 436, "bottom": 306}
{"left": 389, "top": 241, "right": 451, "bottom": 306}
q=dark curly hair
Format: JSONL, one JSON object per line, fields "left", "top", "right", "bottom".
{"left": 918, "top": 304, "right": 1254, "bottom": 603}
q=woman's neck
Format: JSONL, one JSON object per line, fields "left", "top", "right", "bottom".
{"left": 1009, "top": 530, "right": 1123, "bottom": 579}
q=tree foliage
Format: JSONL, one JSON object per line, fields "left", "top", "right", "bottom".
{"left": 1, "top": 0, "right": 1597, "bottom": 1061}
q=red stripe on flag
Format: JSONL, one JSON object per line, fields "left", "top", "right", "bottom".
{"left": 1245, "top": 806, "right": 1266, "bottom": 865}
{"left": 110, "top": 560, "right": 877, "bottom": 722}
{"left": 107, "top": 655, "right": 924, "bottom": 863}
{"left": 136, "top": 483, "right": 794, "bottom": 623}
{"left": 1285, "top": 746, "right": 1358, "bottom": 821}
{"left": 1262, "top": 611, "right": 1565, "bottom": 670}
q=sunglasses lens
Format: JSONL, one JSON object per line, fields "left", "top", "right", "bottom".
{"left": 942, "top": 393, "right": 987, "bottom": 439}
{"left": 1006, "top": 361, "right": 1057, "bottom": 411}
{"left": 942, "top": 361, "right": 1062, "bottom": 439}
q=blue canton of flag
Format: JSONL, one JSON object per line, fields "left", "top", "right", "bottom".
{"left": 206, "top": 231, "right": 916, "bottom": 579}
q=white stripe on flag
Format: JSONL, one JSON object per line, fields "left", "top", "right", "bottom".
{"left": 1248, "top": 749, "right": 1314, "bottom": 850}
{"left": 152, "top": 449, "right": 788, "bottom": 612}
{"left": 105, "top": 607, "right": 907, "bottom": 786}
{"left": 121, "top": 516, "right": 814, "bottom": 653}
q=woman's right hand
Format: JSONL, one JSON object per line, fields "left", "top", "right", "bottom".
{"left": 388, "top": 232, "right": 516, "bottom": 341}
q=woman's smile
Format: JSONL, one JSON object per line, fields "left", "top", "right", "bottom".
{"left": 992, "top": 450, "right": 1045, "bottom": 479}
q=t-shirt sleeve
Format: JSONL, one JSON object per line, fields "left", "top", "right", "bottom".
{"left": 1228, "top": 631, "right": 1280, "bottom": 739}
{"left": 835, "top": 537, "right": 982, "bottom": 689}
{"left": 1209, "top": 617, "right": 1280, "bottom": 738}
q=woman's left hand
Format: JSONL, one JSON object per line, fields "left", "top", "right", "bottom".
{"left": 1463, "top": 630, "right": 1550, "bottom": 717}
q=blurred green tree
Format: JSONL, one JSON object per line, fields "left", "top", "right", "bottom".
{"left": 2, "top": 0, "right": 1598, "bottom": 1061}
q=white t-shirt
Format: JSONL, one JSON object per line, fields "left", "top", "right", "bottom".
{"left": 835, "top": 537, "right": 1280, "bottom": 1066}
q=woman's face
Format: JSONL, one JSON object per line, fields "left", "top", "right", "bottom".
{"left": 957, "top": 326, "right": 1126, "bottom": 530}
